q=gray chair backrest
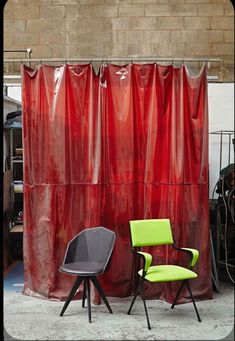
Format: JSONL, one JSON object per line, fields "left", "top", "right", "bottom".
{"left": 63, "top": 226, "right": 116, "bottom": 273}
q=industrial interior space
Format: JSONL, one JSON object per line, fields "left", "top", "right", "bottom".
{"left": 3, "top": 0, "right": 234, "bottom": 340}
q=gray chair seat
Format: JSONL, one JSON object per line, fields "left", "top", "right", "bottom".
{"left": 60, "top": 261, "right": 104, "bottom": 275}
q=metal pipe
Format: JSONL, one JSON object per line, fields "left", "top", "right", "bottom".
{"left": 3, "top": 57, "right": 222, "bottom": 63}
{"left": 210, "top": 130, "right": 235, "bottom": 135}
{"left": 228, "top": 134, "right": 231, "bottom": 164}
{"left": 3, "top": 74, "right": 219, "bottom": 81}
{"left": 220, "top": 131, "right": 223, "bottom": 173}
{"left": 4, "top": 75, "right": 21, "bottom": 79}
{"left": 4, "top": 48, "right": 32, "bottom": 66}
{"left": 4, "top": 48, "right": 32, "bottom": 53}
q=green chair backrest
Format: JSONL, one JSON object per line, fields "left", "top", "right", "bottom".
{"left": 130, "top": 219, "right": 174, "bottom": 247}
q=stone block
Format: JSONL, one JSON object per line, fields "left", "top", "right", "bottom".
{"left": 184, "top": 17, "right": 210, "bottom": 30}
{"left": 29, "top": 44, "right": 52, "bottom": 58}
{"left": 113, "top": 44, "right": 129, "bottom": 57}
{"left": 156, "top": 0, "right": 184, "bottom": 3}
{"left": 80, "top": 0, "right": 105, "bottom": 3}
{"left": 224, "top": 2, "right": 234, "bottom": 16}
{"left": 68, "top": 31, "right": 112, "bottom": 44}
{"left": 171, "top": 3, "right": 198, "bottom": 16}
{"left": 172, "top": 30, "right": 223, "bottom": 44}
{"left": 145, "top": 4, "right": 171, "bottom": 16}
{"left": 78, "top": 43, "right": 107, "bottom": 57}
{"left": 198, "top": 4, "right": 224, "bottom": 16}
{"left": 3, "top": 33, "right": 15, "bottom": 48}
{"left": 184, "top": 42, "right": 211, "bottom": 56}
{"left": 52, "top": 19, "right": 67, "bottom": 31}
{"left": 4, "top": 19, "right": 25, "bottom": 33}
{"left": 13, "top": 4, "right": 40, "bottom": 19}
{"left": 168, "top": 43, "right": 185, "bottom": 57}
{"left": 155, "top": 17, "right": 184, "bottom": 30}
{"left": 208, "top": 30, "right": 224, "bottom": 43}
{"left": 105, "top": 0, "right": 131, "bottom": 3}
{"left": 211, "top": 17, "right": 234, "bottom": 30}
{"left": 110, "top": 17, "right": 157, "bottom": 30}
{"left": 128, "top": 44, "right": 142, "bottom": 56}
{"left": 223, "top": 64, "right": 234, "bottom": 82}
{"left": 67, "top": 45, "right": 80, "bottom": 58}
{"left": 113, "top": 31, "right": 144, "bottom": 44}
{"left": 39, "top": 32, "right": 67, "bottom": 45}
{"left": 65, "top": 5, "right": 91, "bottom": 17}
{"left": 52, "top": 0, "right": 81, "bottom": 4}
{"left": 6, "top": 0, "right": 27, "bottom": 3}
{"left": 3, "top": 3, "right": 14, "bottom": 20}
{"left": 144, "top": 31, "right": 170, "bottom": 44}
{"left": 13, "top": 32, "right": 38, "bottom": 46}
{"left": 170, "top": 30, "right": 196, "bottom": 43}
{"left": 50, "top": 44, "right": 67, "bottom": 58}
{"left": 26, "top": 19, "right": 53, "bottom": 32}
{"left": 74, "top": 17, "right": 106, "bottom": 31}
{"left": 185, "top": 0, "right": 209, "bottom": 2}
{"left": 39, "top": 5, "right": 65, "bottom": 18}
{"left": 212, "top": 43, "right": 234, "bottom": 56}
{"left": 139, "top": 44, "right": 153, "bottom": 56}
{"left": 129, "top": 0, "right": 157, "bottom": 3}
{"left": 91, "top": 5, "right": 118, "bottom": 17}
{"left": 119, "top": 5, "right": 144, "bottom": 17}
{"left": 224, "top": 30, "right": 234, "bottom": 43}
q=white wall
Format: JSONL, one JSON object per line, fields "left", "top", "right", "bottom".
{"left": 4, "top": 83, "right": 234, "bottom": 198}
{"left": 208, "top": 83, "right": 234, "bottom": 198}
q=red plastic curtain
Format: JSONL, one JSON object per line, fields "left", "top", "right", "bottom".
{"left": 21, "top": 63, "right": 212, "bottom": 303}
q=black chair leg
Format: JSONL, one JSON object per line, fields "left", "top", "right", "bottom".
{"left": 140, "top": 280, "right": 151, "bottom": 330}
{"left": 171, "top": 281, "right": 185, "bottom": 309}
{"left": 86, "top": 277, "right": 92, "bottom": 323}
{"left": 60, "top": 276, "right": 83, "bottom": 316}
{"left": 127, "top": 286, "right": 139, "bottom": 315}
{"left": 82, "top": 278, "right": 87, "bottom": 308}
{"left": 185, "top": 282, "right": 202, "bottom": 322}
{"left": 90, "top": 276, "right": 113, "bottom": 314}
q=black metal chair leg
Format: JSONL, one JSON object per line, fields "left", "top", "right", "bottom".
{"left": 127, "top": 284, "right": 140, "bottom": 315}
{"left": 82, "top": 278, "right": 87, "bottom": 308}
{"left": 60, "top": 276, "right": 83, "bottom": 316}
{"left": 171, "top": 281, "right": 185, "bottom": 309}
{"left": 185, "top": 282, "right": 202, "bottom": 322}
{"left": 127, "top": 290, "right": 139, "bottom": 315}
{"left": 86, "top": 277, "right": 92, "bottom": 323}
{"left": 90, "top": 276, "right": 113, "bottom": 314}
{"left": 140, "top": 280, "right": 151, "bottom": 330}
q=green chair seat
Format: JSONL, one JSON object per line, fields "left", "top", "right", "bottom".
{"left": 138, "top": 265, "right": 198, "bottom": 282}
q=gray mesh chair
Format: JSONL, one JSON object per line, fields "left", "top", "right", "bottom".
{"left": 59, "top": 226, "right": 116, "bottom": 322}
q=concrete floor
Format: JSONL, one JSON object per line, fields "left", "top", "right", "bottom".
{"left": 4, "top": 282, "right": 234, "bottom": 340}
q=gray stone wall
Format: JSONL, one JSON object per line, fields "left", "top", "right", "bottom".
{"left": 4, "top": 0, "right": 234, "bottom": 81}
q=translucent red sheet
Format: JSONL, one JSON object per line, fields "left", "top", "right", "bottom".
{"left": 21, "top": 63, "right": 212, "bottom": 303}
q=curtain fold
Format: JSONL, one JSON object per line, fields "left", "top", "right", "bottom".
{"left": 21, "top": 63, "right": 212, "bottom": 303}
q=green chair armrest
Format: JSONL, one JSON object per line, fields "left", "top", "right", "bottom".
{"left": 181, "top": 248, "right": 199, "bottom": 267}
{"left": 173, "top": 245, "right": 199, "bottom": 268}
{"left": 137, "top": 251, "right": 152, "bottom": 272}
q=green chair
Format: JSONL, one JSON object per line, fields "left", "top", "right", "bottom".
{"left": 127, "top": 219, "right": 201, "bottom": 330}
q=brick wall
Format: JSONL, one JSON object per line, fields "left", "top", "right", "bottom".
{"left": 4, "top": 0, "right": 234, "bottom": 81}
